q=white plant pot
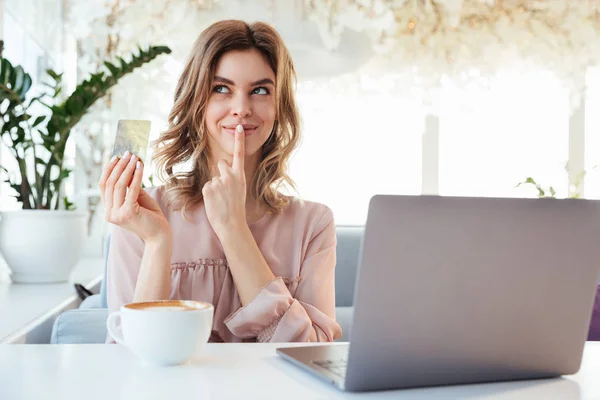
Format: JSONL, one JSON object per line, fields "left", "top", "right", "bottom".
{"left": 0, "top": 210, "right": 88, "bottom": 283}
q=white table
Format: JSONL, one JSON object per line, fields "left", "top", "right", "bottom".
{"left": 1, "top": 342, "right": 600, "bottom": 400}
{"left": 0, "top": 258, "right": 104, "bottom": 343}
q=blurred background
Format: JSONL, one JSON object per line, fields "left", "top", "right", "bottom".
{"left": 2, "top": 0, "right": 600, "bottom": 257}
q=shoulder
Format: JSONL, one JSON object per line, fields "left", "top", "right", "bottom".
{"left": 277, "top": 196, "right": 335, "bottom": 238}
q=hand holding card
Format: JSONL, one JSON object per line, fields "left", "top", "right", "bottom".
{"left": 98, "top": 119, "right": 170, "bottom": 244}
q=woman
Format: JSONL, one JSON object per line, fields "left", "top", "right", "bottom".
{"left": 99, "top": 20, "right": 342, "bottom": 343}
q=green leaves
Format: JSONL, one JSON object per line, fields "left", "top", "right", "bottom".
{"left": 104, "top": 61, "right": 120, "bottom": 76}
{"left": 0, "top": 58, "right": 35, "bottom": 153}
{"left": 32, "top": 115, "right": 45, "bottom": 127}
{"left": 104, "top": 46, "right": 172, "bottom": 78}
{"left": 0, "top": 58, "right": 32, "bottom": 102}
{"left": 44, "top": 69, "right": 63, "bottom": 100}
{"left": 47, "top": 45, "right": 172, "bottom": 142}
{"left": 63, "top": 197, "right": 76, "bottom": 211}
{"left": 65, "top": 95, "right": 84, "bottom": 115}
{"left": 141, "top": 173, "right": 155, "bottom": 189}
{"left": 51, "top": 168, "right": 71, "bottom": 192}
{"left": 516, "top": 176, "right": 558, "bottom": 198}
{"left": 0, "top": 44, "right": 172, "bottom": 210}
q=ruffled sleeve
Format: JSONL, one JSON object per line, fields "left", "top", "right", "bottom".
{"left": 224, "top": 208, "right": 342, "bottom": 342}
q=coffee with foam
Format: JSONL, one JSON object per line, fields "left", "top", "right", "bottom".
{"left": 143, "top": 306, "right": 194, "bottom": 312}
{"left": 125, "top": 300, "right": 209, "bottom": 312}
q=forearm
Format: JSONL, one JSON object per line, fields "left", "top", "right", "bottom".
{"left": 133, "top": 236, "right": 172, "bottom": 302}
{"left": 220, "top": 223, "right": 275, "bottom": 306}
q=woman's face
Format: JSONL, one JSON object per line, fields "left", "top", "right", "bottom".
{"left": 205, "top": 49, "right": 276, "bottom": 164}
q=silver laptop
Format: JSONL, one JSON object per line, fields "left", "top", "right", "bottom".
{"left": 277, "top": 194, "right": 600, "bottom": 392}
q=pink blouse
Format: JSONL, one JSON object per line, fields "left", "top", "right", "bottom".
{"left": 106, "top": 186, "right": 342, "bottom": 343}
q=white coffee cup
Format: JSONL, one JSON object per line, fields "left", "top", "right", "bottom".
{"left": 106, "top": 299, "right": 214, "bottom": 366}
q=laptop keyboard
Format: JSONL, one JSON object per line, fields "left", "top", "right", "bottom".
{"left": 313, "top": 358, "right": 348, "bottom": 377}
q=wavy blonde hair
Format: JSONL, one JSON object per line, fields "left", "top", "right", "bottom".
{"left": 152, "top": 20, "right": 301, "bottom": 215}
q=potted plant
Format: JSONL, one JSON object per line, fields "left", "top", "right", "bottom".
{"left": 0, "top": 45, "right": 171, "bottom": 283}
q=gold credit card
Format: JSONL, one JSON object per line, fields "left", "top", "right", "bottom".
{"left": 111, "top": 119, "right": 151, "bottom": 161}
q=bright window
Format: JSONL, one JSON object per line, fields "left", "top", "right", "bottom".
{"left": 438, "top": 70, "right": 570, "bottom": 199}
{"left": 291, "top": 84, "right": 424, "bottom": 225}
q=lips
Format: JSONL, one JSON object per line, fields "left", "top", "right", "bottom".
{"left": 222, "top": 124, "right": 257, "bottom": 137}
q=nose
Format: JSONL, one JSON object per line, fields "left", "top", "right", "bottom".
{"left": 230, "top": 93, "right": 252, "bottom": 118}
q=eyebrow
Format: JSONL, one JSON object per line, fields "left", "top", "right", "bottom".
{"left": 213, "top": 76, "right": 275, "bottom": 86}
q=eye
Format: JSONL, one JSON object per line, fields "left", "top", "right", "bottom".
{"left": 213, "top": 85, "right": 230, "bottom": 94}
{"left": 252, "top": 87, "right": 270, "bottom": 95}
